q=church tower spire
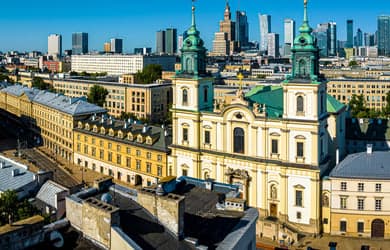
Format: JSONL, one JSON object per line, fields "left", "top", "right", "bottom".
{"left": 287, "top": 0, "right": 320, "bottom": 83}
{"left": 178, "top": 1, "right": 207, "bottom": 77}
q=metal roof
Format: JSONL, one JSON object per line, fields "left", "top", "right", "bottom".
{"left": 0, "top": 156, "right": 36, "bottom": 192}
{"left": 330, "top": 151, "right": 390, "bottom": 179}
{"left": 32, "top": 91, "right": 106, "bottom": 116}
{"left": 1, "top": 84, "right": 40, "bottom": 100}
{"left": 36, "top": 180, "right": 68, "bottom": 208}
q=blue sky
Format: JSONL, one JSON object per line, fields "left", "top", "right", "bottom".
{"left": 0, "top": 0, "right": 388, "bottom": 53}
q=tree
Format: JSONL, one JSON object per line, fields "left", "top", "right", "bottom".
{"left": 87, "top": 85, "right": 108, "bottom": 107}
{"left": 0, "top": 74, "right": 13, "bottom": 83}
{"left": 384, "top": 91, "right": 390, "bottom": 116}
{"left": 32, "top": 77, "right": 52, "bottom": 90}
{"left": 135, "top": 64, "right": 162, "bottom": 84}
{"left": 348, "top": 60, "right": 358, "bottom": 67}
{"left": 120, "top": 112, "right": 137, "bottom": 121}
{"left": 0, "top": 190, "right": 18, "bottom": 225}
{"left": 349, "top": 94, "right": 367, "bottom": 117}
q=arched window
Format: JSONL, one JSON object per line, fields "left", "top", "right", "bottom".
{"left": 186, "top": 57, "right": 193, "bottom": 73}
{"left": 182, "top": 89, "right": 188, "bottom": 105}
{"left": 299, "top": 59, "right": 307, "bottom": 77}
{"left": 233, "top": 128, "right": 245, "bottom": 153}
{"left": 203, "top": 86, "right": 208, "bottom": 103}
{"left": 297, "top": 96, "right": 304, "bottom": 113}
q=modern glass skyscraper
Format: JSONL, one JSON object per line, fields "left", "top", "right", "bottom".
{"left": 329, "top": 22, "right": 337, "bottom": 56}
{"left": 259, "top": 14, "right": 271, "bottom": 52}
{"left": 364, "top": 33, "right": 375, "bottom": 47}
{"left": 110, "top": 38, "right": 123, "bottom": 54}
{"left": 165, "top": 28, "right": 178, "bottom": 54}
{"left": 378, "top": 15, "right": 390, "bottom": 56}
{"left": 346, "top": 20, "right": 353, "bottom": 48}
{"left": 314, "top": 23, "right": 330, "bottom": 57}
{"left": 354, "top": 28, "right": 363, "bottom": 47}
{"left": 267, "top": 33, "right": 279, "bottom": 58}
{"left": 156, "top": 30, "right": 165, "bottom": 54}
{"left": 235, "top": 11, "right": 249, "bottom": 49}
{"left": 72, "top": 32, "right": 88, "bottom": 55}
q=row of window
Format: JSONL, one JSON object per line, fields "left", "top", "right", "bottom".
{"left": 340, "top": 182, "right": 382, "bottom": 192}
{"left": 339, "top": 221, "right": 364, "bottom": 233}
{"left": 182, "top": 87, "right": 209, "bottom": 105}
{"left": 183, "top": 128, "right": 306, "bottom": 157}
{"left": 81, "top": 159, "right": 163, "bottom": 177}
{"left": 340, "top": 197, "right": 382, "bottom": 211}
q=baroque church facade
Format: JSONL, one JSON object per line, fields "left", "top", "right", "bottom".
{"left": 169, "top": 2, "right": 345, "bottom": 241}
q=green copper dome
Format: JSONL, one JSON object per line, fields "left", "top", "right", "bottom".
{"left": 286, "top": 0, "right": 321, "bottom": 83}
{"left": 178, "top": 4, "right": 207, "bottom": 77}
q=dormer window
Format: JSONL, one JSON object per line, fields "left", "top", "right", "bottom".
{"left": 85, "top": 124, "right": 90, "bottom": 130}
{"left": 146, "top": 137, "right": 153, "bottom": 145}
{"left": 137, "top": 134, "right": 145, "bottom": 143}
{"left": 118, "top": 131, "right": 123, "bottom": 139}
{"left": 127, "top": 133, "right": 133, "bottom": 141}
{"left": 182, "top": 89, "right": 188, "bottom": 105}
{"left": 93, "top": 126, "right": 98, "bottom": 133}
{"left": 100, "top": 127, "right": 105, "bottom": 134}
{"left": 109, "top": 129, "right": 114, "bottom": 136}
{"left": 78, "top": 122, "right": 83, "bottom": 129}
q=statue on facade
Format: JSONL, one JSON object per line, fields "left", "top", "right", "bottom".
{"left": 253, "top": 102, "right": 260, "bottom": 114}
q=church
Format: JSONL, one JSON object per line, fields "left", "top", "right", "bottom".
{"left": 169, "top": 1, "right": 346, "bottom": 242}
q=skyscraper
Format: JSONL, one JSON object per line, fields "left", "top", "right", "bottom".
{"left": 104, "top": 42, "right": 111, "bottom": 53}
{"left": 165, "top": 28, "right": 178, "bottom": 54}
{"left": 329, "top": 22, "right": 337, "bottom": 56}
{"left": 48, "top": 34, "right": 62, "bottom": 57}
{"left": 378, "top": 15, "right": 390, "bottom": 56}
{"left": 72, "top": 32, "right": 88, "bottom": 55}
{"left": 218, "top": 1, "right": 236, "bottom": 54}
{"left": 267, "top": 33, "right": 279, "bottom": 58}
{"left": 259, "top": 14, "right": 271, "bottom": 53}
{"left": 346, "top": 20, "right": 353, "bottom": 48}
{"left": 354, "top": 29, "right": 363, "bottom": 47}
{"left": 284, "top": 18, "right": 295, "bottom": 56}
{"left": 235, "top": 11, "right": 249, "bottom": 49}
{"left": 110, "top": 38, "right": 123, "bottom": 54}
{"left": 364, "top": 33, "right": 375, "bottom": 47}
{"left": 156, "top": 30, "right": 165, "bottom": 54}
{"left": 314, "top": 23, "right": 330, "bottom": 57}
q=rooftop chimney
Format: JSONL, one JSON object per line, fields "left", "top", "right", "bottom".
{"left": 367, "top": 144, "right": 373, "bottom": 154}
{"left": 142, "top": 124, "right": 148, "bottom": 133}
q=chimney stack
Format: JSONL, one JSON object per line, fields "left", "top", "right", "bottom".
{"left": 367, "top": 144, "right": 373, "bottom": 154}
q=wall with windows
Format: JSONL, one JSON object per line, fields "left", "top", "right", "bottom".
{"left": 323, "top": 178, "right": 390, "bottom": 238}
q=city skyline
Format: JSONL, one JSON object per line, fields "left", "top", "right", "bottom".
{"left": 0, "top": 0, "right": 388, "bottom": 53}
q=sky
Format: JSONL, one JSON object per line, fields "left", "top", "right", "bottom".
{"left": 0, "top": 0, "right": 389, "bottom": 53}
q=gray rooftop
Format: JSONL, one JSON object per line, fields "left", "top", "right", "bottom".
{"left": 330, "top": 151, "right": 390, "bottom": 179}
{"left": 1, "top": 84, "right": 40, "bottom": 100}
{"left": 36, "top": 180, "right": 68, "bottom": 208}
{"left": 0, "top": 156, "right": 36, "bottom": 192}
{"left": 1, "top": 85, "right": 107, "bottom": 116}
{"left": 33, "top": 91, "right": 106, "bottom": 116}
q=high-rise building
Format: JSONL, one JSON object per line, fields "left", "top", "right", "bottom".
{"left": 217, "top": 1, "right": 236, "bottom": 54}
{"left": 110, "top": 38, "right": 123, "bottom": 54}
{"left": 284, "top": 19, "right": 295, "bottom": 56}
{"left": 354, "top": 29, "right": 363, "bottom": 47}
{"left": 346, "top": 20, "right": 353, "bottom": 48}
{"left": 259, "top": 14, "right": 271, "bottom": 53}
{"left": 104, "top": 42, "right": 111, "bottom": 53}
{"left": 314, "top": 23, "right": 330, "bottom": 57}
{"left": 329, "top": 22, "right": 337, "bottom": 56}
{"left": 48, "top": 34, "right": 62, "bottom": 57}
{"left": 165, "top": 28, "right": 177, "bottom": 54}
{"left": 212, "top": 32, "right": 230, "bottom": 56}
{"left": 235, "top": 11, "right": 249, "bottom": 49}
{"left": 134, "top": 47, "right": 152, "bottom": 55}
{"left": 364, "top": 33, "right": 375, "bottom": 47}
{"left": 267, "top": 33, "right": 279, "bottom": 58}
{"left": 378, "top": 15, "right": 390, "bottom": 56}
{"left": 178, "top": 35, "right": 184, "bottom": 55}
{"left": 156, "top": 30, "right": 166, "bottom": 54}
{"left": 72, "top": 32, "right": 88, "bottom": 55}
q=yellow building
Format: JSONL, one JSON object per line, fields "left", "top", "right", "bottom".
{"left": 0, "top": 85, "right": 106, "bottom": 161}
{"left": 323, "top": 148, "right": 390, "bottom": 239}
{"left": 53, "top": 79, "right": 172, "bottom": 122}
{"left": 327, "top": 79, "right": 390, "bottom": 110}
{"left": 73, "top": 115, "right": 170, "bottom": 186}
{"left": 169, "top": 2, "right": 345, "bottom": 243}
